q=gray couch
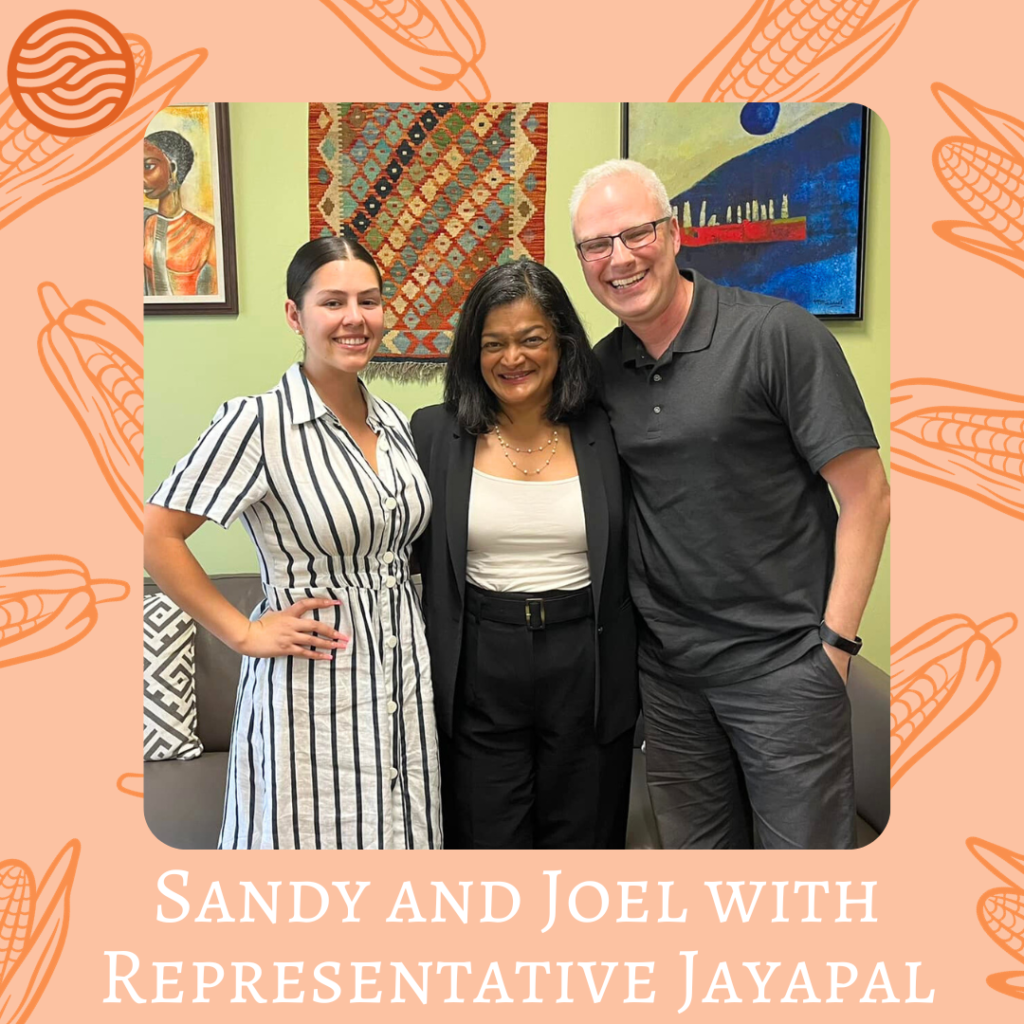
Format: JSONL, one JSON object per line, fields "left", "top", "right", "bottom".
{"left": 144, "top": 574, "right": 890, "bottom": 849}
{"left": 144, "top": 574, "right": 263, "bottom": 849}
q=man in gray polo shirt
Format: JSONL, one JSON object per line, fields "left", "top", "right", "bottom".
{"left": 571, "top": 159, "right": 890, "bottom": 850}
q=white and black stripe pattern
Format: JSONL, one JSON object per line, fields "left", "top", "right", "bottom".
{"left": 143, "top": 594, "right": 202, "bottom": 761}
{"left": 149, "top": 363, "right": 440, "bottom": 849}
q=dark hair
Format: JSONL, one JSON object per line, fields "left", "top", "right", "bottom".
{"left": 286, "top": 235, "right": 383, "bottom": 308}
{"left": 145, "top": 130, "right": 194, "bottom": 186}
{"left": 444, "top": 260, "right": 599, "bottom": 433}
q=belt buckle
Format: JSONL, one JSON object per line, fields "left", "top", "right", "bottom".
{"left": 525, "top": 597, "right": 546, "bottom": 631}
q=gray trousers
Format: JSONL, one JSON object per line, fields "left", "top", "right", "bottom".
{"left": 641, "top": 645, "right": 857, "bottom": 850}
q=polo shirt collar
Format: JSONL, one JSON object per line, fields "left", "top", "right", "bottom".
{"left": 280, "top": 362, "right": 383, "bottom": 429}
{"left": 621, "top": 268, "right": 718, "bottom": 365}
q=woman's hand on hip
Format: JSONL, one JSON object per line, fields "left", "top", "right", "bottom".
{"left": 238, "top": 598, "right": 349, "bottom": 660}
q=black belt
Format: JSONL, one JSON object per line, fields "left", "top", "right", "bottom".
{"left": 466, "top": 583, "right": 593, "bottom": 631}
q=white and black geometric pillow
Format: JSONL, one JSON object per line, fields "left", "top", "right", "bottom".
{"left": 143, "top": 593, "right": 202, "bottom": 761}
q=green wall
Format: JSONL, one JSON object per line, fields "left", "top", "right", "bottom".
{"left": 146, "top": 103, "right": 890, "bottom": 667}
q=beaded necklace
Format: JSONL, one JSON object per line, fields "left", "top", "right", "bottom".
{"left": 493, "top": 424, "right": 559, "bottom": 476}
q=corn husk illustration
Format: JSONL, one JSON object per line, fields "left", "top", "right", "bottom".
{"left": 986, "top": 972, "right": 1024, "bottom": 1001}
{"left": 0, "top": 556, "right": 128, "bottom": 670}
{"left": 125, "top": 35, "right": 154, "bottom": 84}
{"left": 969, "top": 837, "right": 1024, "bottom": 892}
{"left": 317, "top": 0, "right": 488, "bottom": 98}
{"left": 37, "top": 283, "right": 143, "bottom": 531}
{"left": 979, "top": 890, "right": 1024, "bottom": 963}
{"left": 0, "top": 841, "right": 80, "bottom": 1024}
{"left": 890, "top": 612, "right": 1016, "bottom": 785}
{"left": 892, "top": 378, "right": 1024, "bottom": 520}
{"left": 116, "top": 773, "right": 143, "bottom": 798}
{"left": 0, "top": 865, "right": 32, "bottom": 989}
{"left": 669, "top": 0, "right": 919, "bottom": 102}
{"left": 968, "top": 839, "right": 1024, "bottom": 1001}
{"left": 932, "top": 84, "right": 1024, "bottom": 279}
{"left": 0, "top": 30, "right": 205, "bottom": 231}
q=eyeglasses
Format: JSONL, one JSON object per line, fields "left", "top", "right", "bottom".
{"left": 575, "top": 216, "right": 673, "bottom": 262}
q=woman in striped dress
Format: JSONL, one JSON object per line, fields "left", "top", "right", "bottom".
{"left": 144, "top": 237, "right": 441, "bottom": 849}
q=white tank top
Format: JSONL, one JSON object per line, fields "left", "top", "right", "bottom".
{"left": 466, "top": 470, "right": 590, "bottom": 592}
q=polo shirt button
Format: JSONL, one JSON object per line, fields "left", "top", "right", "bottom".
{"left": 653, "top": 406, "right": 662, "bottom": 414}
{"left": 382, "top": 551, "right": 395, "bottom": 564}
{"left": 388, "top": 700, "right": 398, "bottom": 714}
{"left": 384, "top": 497, "right": 397, "bottom": 510}
{"left": 653, "top": 374, "right": 662, "bottom": 382}
{"left": 386, "top": 635, "right": 398, "bottom": 648}
{"left": 597, "top": 626, "right": 604, "bottom": 634}
{"left": 385, "top": 576, "right": 397, "bottom": 588}
{"left": 389, "top": 767, "right": 398, "bottom": 780}
{"left": 379, "top": 439, "right": 390, "bottom": 453}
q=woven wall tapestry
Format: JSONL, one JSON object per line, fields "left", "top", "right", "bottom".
{"left": 309, "top": 102, "right": 548, "bottom": 379}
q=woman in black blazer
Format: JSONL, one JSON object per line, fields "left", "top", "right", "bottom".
{"left": 411, "top": 261, "right": 638, "bottom": 849}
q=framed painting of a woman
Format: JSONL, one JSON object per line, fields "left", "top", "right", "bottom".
{"left": 143, "top": 102, "right": 238, "bottom": 316}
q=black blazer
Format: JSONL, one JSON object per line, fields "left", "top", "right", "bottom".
{"left": 411, "top": 402, "right": 638, "bottom": 744}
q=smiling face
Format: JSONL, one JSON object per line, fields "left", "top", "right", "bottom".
{"left": 479, "top": 297, "right": 559, "bottom": 416}
{"left": 286, "top": 259, "right": 384, "bottom": 377}
{"left": 574, "top": 172, "right": 682, "bottom": 331}
{"left": 143, "top": 142, "right": 172, "bottom": 199}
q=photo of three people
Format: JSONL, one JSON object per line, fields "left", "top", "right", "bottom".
{"left": 142, "top": 102, "right": 890, "bottom": 854}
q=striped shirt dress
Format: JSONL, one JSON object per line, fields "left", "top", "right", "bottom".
{"left": 149, "top": 363, "right": 441, "bottom": 849}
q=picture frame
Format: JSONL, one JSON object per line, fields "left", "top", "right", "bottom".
{"left": 622, "top": 103, "right": 870, "bottom": 320}
{"left": 143, "top": 102, "right": 238, "bottom": 316}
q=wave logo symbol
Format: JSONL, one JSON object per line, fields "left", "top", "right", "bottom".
{"left": 6, "top": 10, "right": 136, "bottom": 137}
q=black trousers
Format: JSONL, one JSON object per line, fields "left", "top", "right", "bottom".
{"left": 441, "top": 584, "right": 633, "bottom": 849}
{"left": 641, "top": 644, "right": 857, "bottom": 850}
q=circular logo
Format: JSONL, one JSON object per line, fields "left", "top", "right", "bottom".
{"left": 7, "top": 10, "right": 136, "bottom": 137}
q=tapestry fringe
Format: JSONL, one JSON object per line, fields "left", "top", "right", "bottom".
{"left": 362, "top": 361, "right": 446, "bottom": 385}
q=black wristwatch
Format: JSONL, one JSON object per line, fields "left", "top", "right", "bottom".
{"left": 819, "top": 620, "right": 863, "bottom": 656}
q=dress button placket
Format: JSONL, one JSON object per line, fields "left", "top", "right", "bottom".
{"left": 376, "top": 433, "right": 395, "bottom": 488}
{"left": 376, "top": 467, "right": 398, "bottom": 793}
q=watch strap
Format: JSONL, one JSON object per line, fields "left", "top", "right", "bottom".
{"left": 819, "top": 619, "right": 863, "bottom": 656}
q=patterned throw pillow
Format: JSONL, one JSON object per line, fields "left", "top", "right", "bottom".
{"left": 143, "top": 593, "right": 202, "bottom": 761}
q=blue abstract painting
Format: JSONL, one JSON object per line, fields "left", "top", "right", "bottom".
{"left": 624, "top": 103, "right": 869, "bottom": 319}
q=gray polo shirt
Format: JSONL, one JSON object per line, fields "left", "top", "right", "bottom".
{"left": 594, "top": 270, "right": 879, "bottom": 687}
